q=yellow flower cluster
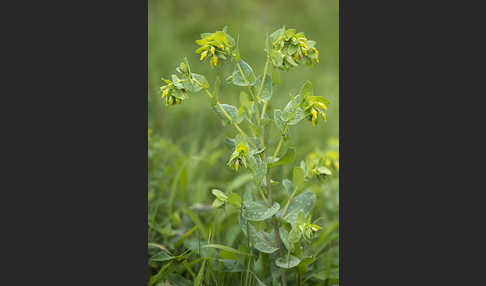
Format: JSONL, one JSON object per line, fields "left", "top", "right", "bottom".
{"left": 226, "top": 142, "right": 248, "bottom": 172}
{"left": 303, "top": 95, "right": 329, "bottom": 126}
{"left": 195, "top": 28, "right": 235, "bottom": 68}
{"left": 269, "top": 27, "right": 320, "bottom": 70}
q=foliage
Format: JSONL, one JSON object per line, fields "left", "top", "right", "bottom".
{"left": 149, "top": 23, "right": 339, "bottom": 286}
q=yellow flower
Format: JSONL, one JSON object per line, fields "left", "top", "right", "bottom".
{"left": 200, "top": 50, "right": 208, "bottom": 61}
{"left": 320, "top": 111, "right": 326, "bottom": 121}
{"left": 210, "top": 56, "right": 218, "bottom": 68}
{"left": 311, "top": 109, "right": 318, "bottom": 125}
{"left": 161, "top": 89, "right": 169, "bottom": 98}
{"left": 210, "top": 46, "right": 215, "bottom": 55}
{"left": 310, "top": 224, "right": 321, "bottom": 232}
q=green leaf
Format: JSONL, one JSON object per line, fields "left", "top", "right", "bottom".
{"left": 270, "top": 50, "right": 283, "bottom": 67}
{"left": 232, "top": 59, "right": 256, "bottom": 86}
{"left": 288, "top": 226, "right": 302, "bottom": 244}
{"left": 269, "top": 27, "right": 284, "bottom": 43}
{"left": 242, "top": 201, "right": 280, "bottom": 221}
{"left": 191, "top": 73, "right": 209, "bottom": 89}
{"left": 279, "top": 228, "right": 294, "bottom": 252}
{"left": 273, "top": 109, "right": 286, "bottom": 134}
{"left": 239, "top": 213, "right": 279, "bottom": 254}
{"left": 183, "top": 238, "right": 213, "bottom": 258}
{"left": 282, "top": 179, "right": 293, "bottom": 195}
{"left": 296, "top": 211, "right": 306, "bottom": 226}
{"left": 150, "top": 251, "right": 175, "bottom": 262}
{"left": 212, "top": 198, "right": 225, "bottom": 208}
{"left": 182, "top": 79, "right": 201, "bottom": 93}
{"left": 293, "top": 166, "right": 305, "bottom": 189}
{"left": 224, "top": 137, "right": 236, "bottom": 150}
{"left": 288, "top": 107, "right": 305, "bottom": 125}
{"left": 248, "top": 156, "right": 267, "bottom": 187}
{"left": 255, "top": 74, "right": 272, "bottom": 101}
{"left": 166, "top": 273, "right": 192, "bottom": 286}
{"left": 253, "top": 273, "right": 268, "bottom": 286}
{"left": 285, "top": 55, "right": 298, "bottom": 67}
{"left": 280, "top": 192, "right": 316, "bottom": 225}
{"left": 219, "top": 249, "right": 238, "bottom": 260}
{"left": 213, "top": 103, "right": 241, "bottom": 124}
{"left": 275, "top": 255, "right": 301, "bottom": 269}
{"left": 316, "top": 166, "right": 332, "bottom": 175}
{"left": 202, "top": 244, "right": 250, "bottom": 256}
{"left": 212, "top": 189, "right": 228, "bottom": 201}
{"left": 307, "top": 95, "right": 330, "bottom": 107}
{"left": 193, "top": 259, "right": 206, "bottom": 286}
{"left": 300, "top": 81, "right": 313, "bottom": 97}
{"left": 268, "top": 148, "right": 295, "bottom": 168}
{"left": 227, "top": 193, "right": 242, "bottom": 208}
{"left": 214, "top": 259, "right": 246, "bottom": 273}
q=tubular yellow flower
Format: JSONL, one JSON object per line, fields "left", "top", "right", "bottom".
{"left": 311, "top": 109, "right": 318, "bottom": 125}
{"left": 210, "top": 56, "right": 218, "bottom": 68}
{"left": 200, "top": 50, "right": 208, "bottom": 61}
{"left": 162, "top": 89, "right": 169, "bottom": 98}
{"left": 210, "top": 46, "right": 215, "bottom": 55}
{"left": 317, "top": 102, "right": 327, "bottom": 110}
{"left": 320, "top": 111, "right": 326, "bottom": 121}
{"left": 310, "top": 224, "right": 321, "bottom": 232}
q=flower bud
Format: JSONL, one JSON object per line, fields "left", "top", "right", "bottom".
{"left": 311, "top": 109, "right": 318, "bottom": 125}
{"left": 200, "top": 50, "right": 208, "bottom": 61}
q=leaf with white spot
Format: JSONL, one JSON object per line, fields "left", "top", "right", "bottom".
{"left": 275, "top": 255, "right": 301, "bottom": 269}
{"left": 279, "top": 192, "right": 316, "bottom": 225}
{"left": 239, "top": 212, "right": 279, "bottom": 254}
{"left": 242, "top": 200, "right": 280, "bottom": 221}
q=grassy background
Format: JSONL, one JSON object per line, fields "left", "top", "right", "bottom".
{"left": 148, "top": 0, "right": 339, "bottom": 284}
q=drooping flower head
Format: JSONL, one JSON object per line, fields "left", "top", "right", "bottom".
{"left": 195, "top": 27, "right": 235, "bottom": 68}
{"left": 296, "top": 211, "right": 321, "bottom": 241}
{"left": 160, "top": 59, "right": 209, "bottom": 106}
{"left": 268, "top": 26, "right": 319, "bottom": 71}
{"left": 226, "top": 142, "right": 249, "bottom": 172}
{"left": 298, "top": 81, "right": 329, "bottom": 126}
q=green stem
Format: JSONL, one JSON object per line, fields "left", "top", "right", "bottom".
{"left": 256, "top": 56, "right": 270, "bottom": 99}
{"left": 271, "top": 136, "right": 284, "bottom": 163}
{"left": 205, "top": 89, "right": 257, "bottom": 149}
{"left": 258, "top": 57, "right": 271, "bottom": 121}
{"left": 280, "top": 188, "right": 298, "bottom": 219}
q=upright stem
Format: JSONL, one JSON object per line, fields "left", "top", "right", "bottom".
{"left": 205, "top": 89, "right": 257, "bottom": 149}
{"left": 272, "top": 137, "right": 284, "bottom": 163}
{"left": 258, "top": 57, "right": 271, "bottom": 121}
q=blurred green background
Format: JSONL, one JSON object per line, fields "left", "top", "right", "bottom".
{"left": 148, "top": 1, "right": 339, "bottom": 283}
{"left": 149, "top": 0, "right": 339, "bottom": 151}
